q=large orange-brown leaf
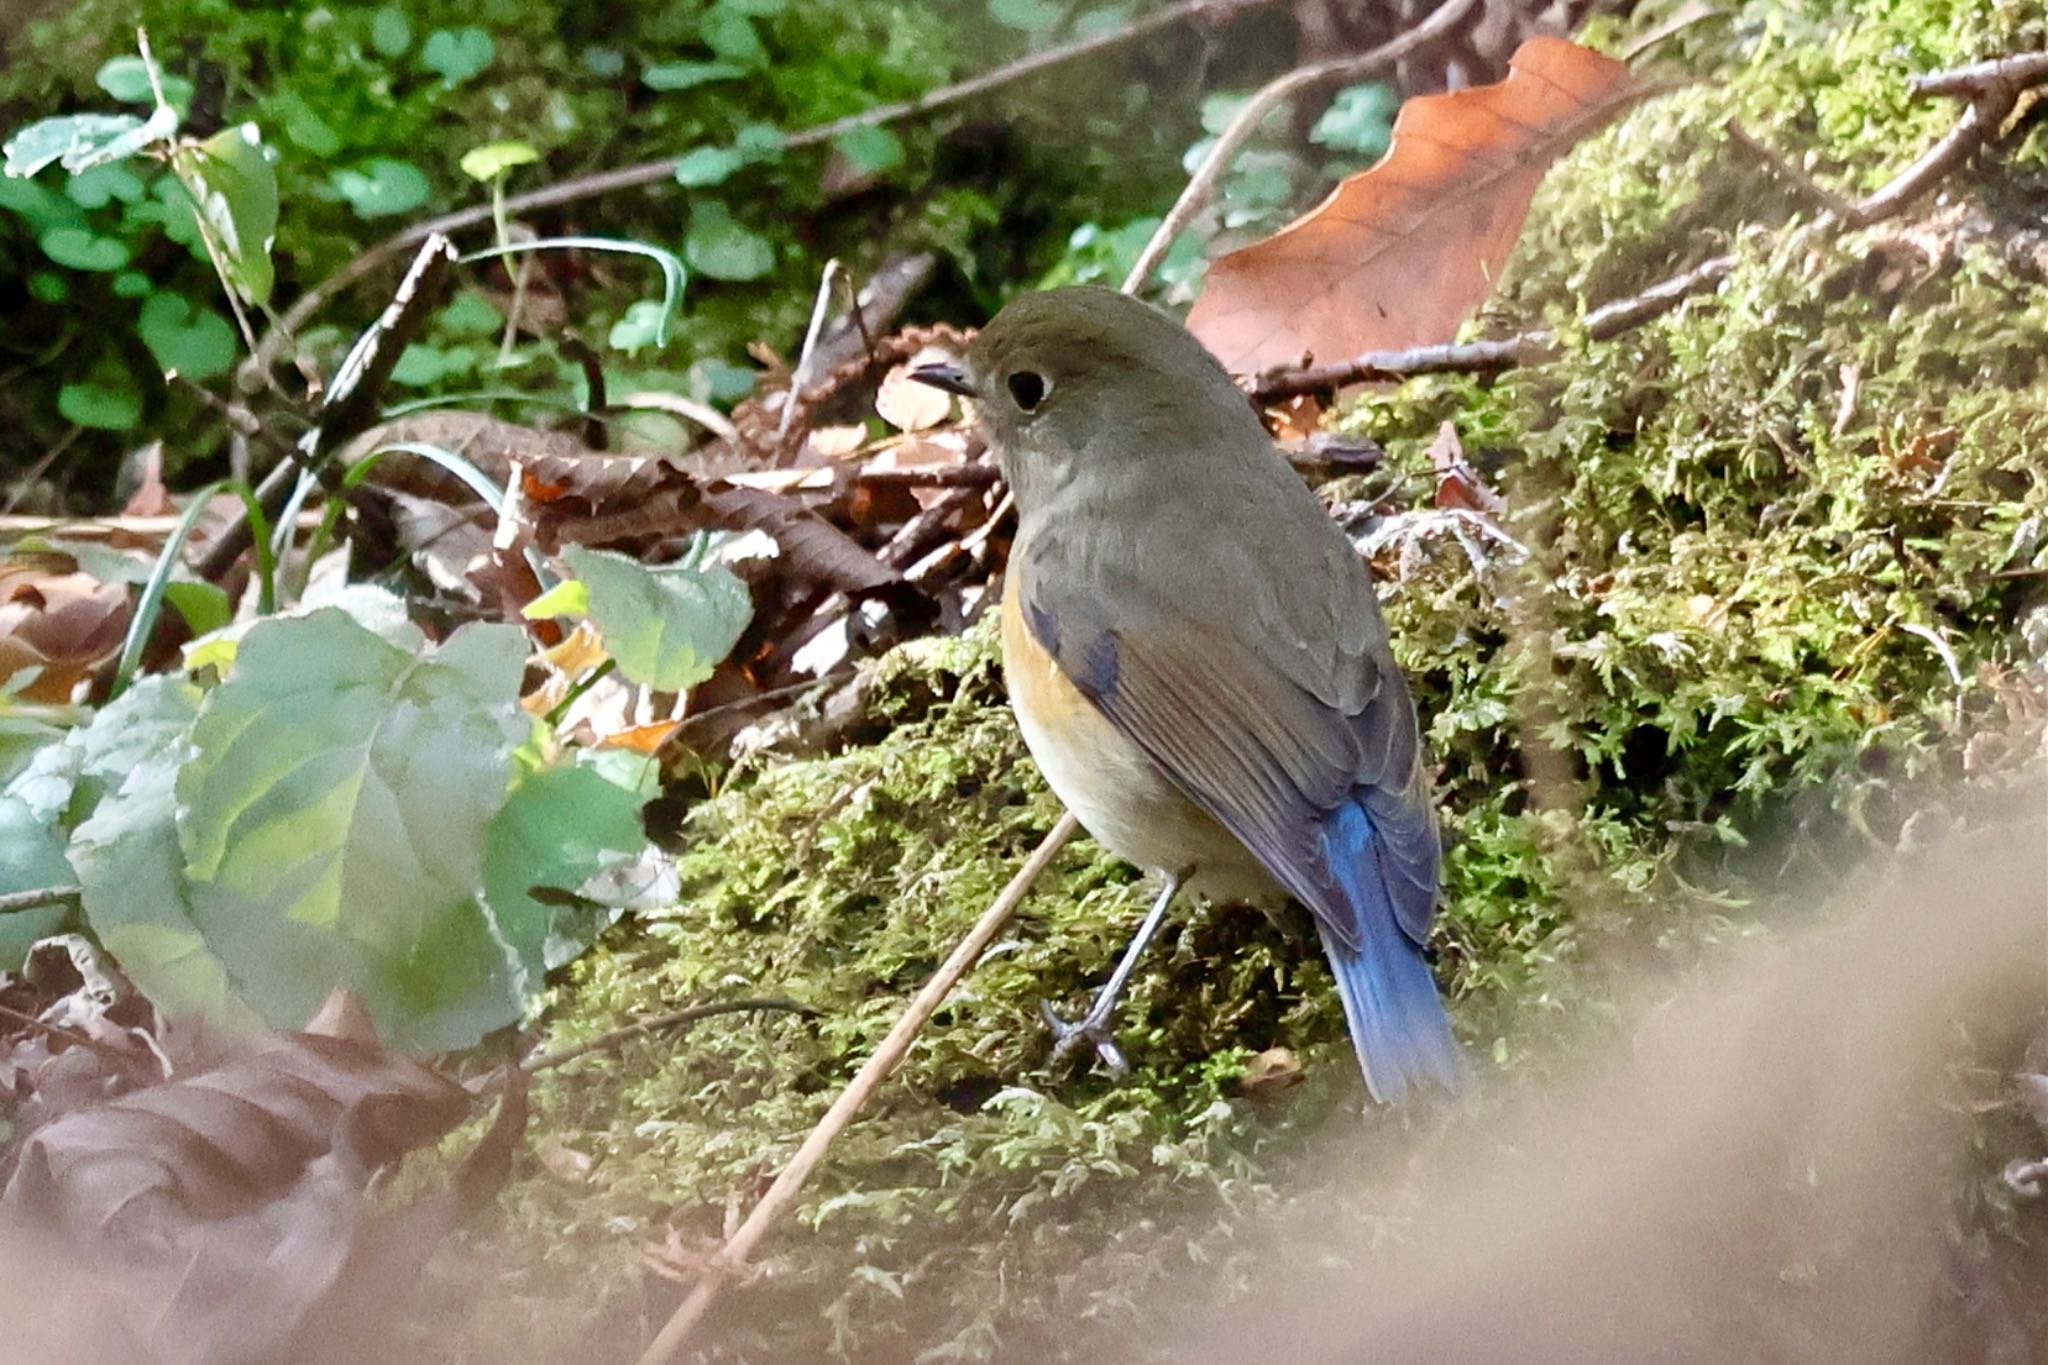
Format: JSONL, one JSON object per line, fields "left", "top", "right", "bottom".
{"left": 1187, "top": 37, "right": 1644, "bottom": 375}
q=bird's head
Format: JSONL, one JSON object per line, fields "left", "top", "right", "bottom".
{"left": 910, "top": 286, "right": 1267, "bottom": 504}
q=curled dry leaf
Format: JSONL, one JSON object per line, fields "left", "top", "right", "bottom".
{"left": 0, "top": 557, "right": 132, "bottom": 701}
{"left": 1188, "top": 37, "right": 1645, "bottom": 375}
{"left": 875, "top": 356, "right": 956, "bottom": 433}
{"left": 0, "top": 1013, "right": 482, "bottom": 1365}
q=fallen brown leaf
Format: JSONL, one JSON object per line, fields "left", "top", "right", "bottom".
{"left": 0, "top": 557, "right": 132, "bottom": 702}
{"left": 1188, "top": 37, "right": 1644, "bottom": 374}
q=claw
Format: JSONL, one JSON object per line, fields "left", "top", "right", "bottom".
{"left": 1039, "top": 997, "right": 1131, "bottom": 1076}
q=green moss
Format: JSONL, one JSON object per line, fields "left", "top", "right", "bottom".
{"left": 458, "top": 0, "right": 2048, "bottom": 1357}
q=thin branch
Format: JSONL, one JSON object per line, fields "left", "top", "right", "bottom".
{"left": 631, "top": 812, "right": 1081, "bottom": 1365}
{"left": 1910, "top": 51, "right": 2048, "bottom": 98}
{"left": 1120, "top": 0, "right": 1480, "bottom": 293}
{"left": 1723, "top": 120, "right": 1861, "bottom": 220}
{"left": 1249, "top": 62, "right": 2039, "bottom": 401}
{"left": 0, "top": 999, "right": 151, "bottom": 1077}
{"left": 248, "top": 0, "right": 1282, "bottom": 381}
{"left": 0, "top": 885, "right": 82, "bottom": 916}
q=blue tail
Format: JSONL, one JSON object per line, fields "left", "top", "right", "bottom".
{"left": 1315, "top": 911, "right": 1463, "bottom": 1104}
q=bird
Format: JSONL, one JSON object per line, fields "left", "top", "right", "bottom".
{"left": 910, "top": 286, "right": 1462, "bottom": 1103}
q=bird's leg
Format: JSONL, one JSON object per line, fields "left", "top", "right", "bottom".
{"left": 1041, "top": 869, "right": 1186, "bottom": 1078}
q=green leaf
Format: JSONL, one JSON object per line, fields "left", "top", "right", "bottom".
{"left": 64, "top": 163, "right": 146, "bottom": 209}
{"left": 3, "top": 106, "right": 176, "bottom": 178}
{"left": 170, "top": 611, "right": 531, "bottom": 1047}
{"left": 1310, "top": 82, "right": 1399, "bottom": 158}
{"left": 5, "top": 674, "right": 200, "bottom": 828}
{"left": 171, "top": 124, "right": 278, "bottom": 305}
{"left": 330, "top": 157, "right": 430, "bottom": 219}
{"left": 522, "top": 577, "right": 592, "bottom": 619}
{"left": 683, "top": 200, "right": 774, "bottom": 282}
{"left": 37, "top": 226, "right": 130, "bottom": 271}
{"left": 420, "top": 27, "right": 495, "bottom": 84}
{"left": 370, "top": 6, "right": 413, "bottom": 57}
{"left": 162, "top": 581, "right": 233, "bottom": 636}
{"left": 28, "top": 272, "right": 65, "bottom": 303}
{"left": 642, "top": 60, "right": 745, "bottom": 91}
{"left": 833, "top": 125, "right": 905, "bottom": 176}
{"left": 460, "top": 140, "right": 540, "bottom": 182}
{"left": 137, "top": 292, "right": 237, "bottom": 379}
{"left": 69, "top": 758, "right": 266, "bottom": 1035}
{"left": 483, "top": 764, "right": 647, "bottom": 976}
{"left": 94, "top": 56, "right": 194, "bottom": 110}
{"left": 699, "top": 2, "right": 768, "bottom": 66}
{"left": 0, "top": 796, "right": 77, "bottom": 967}
{"left": 989, "top": 0, "right": 1064, "bottom": 32}
{"left": 58, "top": 377, "right": 141, "bottom": 430}
{"left": 605, "top": 299, "right": 671, "bottom": 354}
{"left": 438, "top": 289, "right": 505, "bottom": 335}
{"left": 271, "top": 88, "right": 342, "bottom": 158}
{"left": 672, "top": 145, "right": 747, "bottom": 188}
{"left": 563, "top": 544, "right": 752, "bottom": 691}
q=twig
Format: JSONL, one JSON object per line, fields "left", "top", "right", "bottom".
{"left": 1911, "top": 51, "right": 2048, "bottom": 98}
{"left": 1723, "top": 121, "right": 1861, "bottom": 220}
{"left": 0, "top": 999, "right": 151, "bottom": 1077}
{"left": 631, "top": 812, "right": 1080, "bottom": 1365}
{"left": 779, "top": 260, "right": 844, "bottom": 450}
{"left": 0, "top": 885, "right": 82, "bottom": 916}
{"left": 612, "top": 391, "right": 742, "bottom": 442}
{"left": 1249, "top": 61, "right": 2039, "bottom": 400}
{"left": 2, "top": 425, "right": 83, "bottom": 515}
{"left": 197, "top": 233, "right": 459, "bottom": 582}
{"left": 247, "top": 0, "right": 1281, "bottom": 382}
{"left": 513, "top": 998, "right": 819, "bottom": 1078}
{"left": 1120, "top": 0, "right": 1480, "bottom": 293}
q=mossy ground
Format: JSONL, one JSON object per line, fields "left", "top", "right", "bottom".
{"left": 444, "top": 1, "right": 2048, "bottom": 1359}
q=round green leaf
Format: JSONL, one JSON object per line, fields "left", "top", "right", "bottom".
{"left": 699, "top": 3, "right": 768, "bottom": 66}
{"left": 95, "top": 56, "right": 195, "bottom": 109}
{"left": 38, "top": 225, "right": 131, "bottom": 271}
{"left": 606, "top": 299, "right": 671, "bottom": 353}
{"left": 370, "top": 6, "right": 413, "bottom": 56}
{"left": 28, "top": 272, "right": 66, "bottom": 303}
{"left": 672, "top": 145, "right": 746, "bottom": 188}
{"left": 833, "top": 125, "right": 905, "bottom": 176}
{"left": 683, "top": 200, "right": 774, "bottom": 282}
{"left": 420, "top": 27, "right": 495, "bottom": 84}
{"left": 138, "top": 293, "right": 237, "bottom": 380}
{"left": 330, "top": 157, "right": 431, "bottom": 219}
{"left": 58, "top": 377, "right": 142, "bottom": 430}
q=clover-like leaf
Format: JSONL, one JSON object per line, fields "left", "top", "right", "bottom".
{"left": 460, "top": 140, "right": 539, "bottom": 183}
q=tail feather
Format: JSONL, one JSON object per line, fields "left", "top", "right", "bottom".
{"left": 1316, "top": 914, "right": 1462, "bottom": 1104}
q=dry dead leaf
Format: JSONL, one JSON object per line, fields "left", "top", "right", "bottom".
{"left": 0, "top": 995, "right": 515, "bottom": 1365}
{"left": 1188, "top": 37, "right": 1644, "bottom": 374}
{"left": 1235, "top": 1045, "right": 1304, "bottom": 1099}
{"left": 876, "top": 358, "right": 955, "bottom": 433}
{"left": 0, "top": 557, "right": 132, "bottom": 701}
{"left": 1427, "top": 420, "right": 1506, "bottom": 515}
{"left": 120, "top": 442, "right": 176, "bottom": 517}
{"left": 809, "top": 423, "right": 869, "bottom": 459}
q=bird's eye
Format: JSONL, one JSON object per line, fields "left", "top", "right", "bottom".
{"left": 1006, "top": 370, "right": 1048, "bottom": 412}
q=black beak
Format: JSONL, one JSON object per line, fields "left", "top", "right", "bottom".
{"left": 909, "top": 361, "right": 975, "bottom": 398}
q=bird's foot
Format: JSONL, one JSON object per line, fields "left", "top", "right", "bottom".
{"left": 1039, "top": 997, "right": 1131, "bottom": 1078}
